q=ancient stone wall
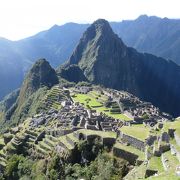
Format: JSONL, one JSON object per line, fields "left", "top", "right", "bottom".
{"left": 171, "top": 144, "right": 180, "bottom": 162}
{"left": 86, "top": 134, "right": 101, "bottom": 143}
{"left": 161, "top": 154, "right": 168, "bottom": 171}
{"left": 146, "top": 136, "right": 157, "bottom": 146}
{"left": 113, "top": 146, "right": 138, "bottom": 165}
{"left": 159, "top": 144, "right": 170, "bottom": 153}
{"left": 120, "top": 133, "right": 145, "bottom": 151}
{"left": 145, "top": 169, "right": 158, "bottom": 178}
{"left": 161, "top": 132, "right": 169, "bottom": 143}
{"left": 48, "top": 129, "right": 74, "bottom": 137}
{"left": 168, "top": 129, "right": 175, "bottom": 138}
{"left": 174, "top": 133, "right": 180, "bottom": 146}
{"left": 102, "top": 137, "right": 116, "bottom": 147}
{"left": 35, "top": 131, "right": 45, "bottom": 143}
{"left": 58, "top": 141, "right": 68, "bottom": 150}
{"left": 66, "top": 136, "right": 75, "bottom": 147}
{"left": 73, "top": 131, "right": 79, "bottom": 139}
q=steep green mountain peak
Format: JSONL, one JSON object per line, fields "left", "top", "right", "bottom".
{"left": 63, "top": 19, "right": 180, "bottom": 116}
{"left": 19, "top": 58, "right": 58, "bottom": 100}
{"left": 0, "top": 59, "right": 59, "bottom": 124}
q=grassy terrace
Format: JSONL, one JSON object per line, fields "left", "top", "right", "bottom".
{"left": 71, "top": 93, "right": 131, "bottom": 121}
{"left": 148, "top": 172, "right": 180, "bottom": 180}
{"left": 163, "top": 119, "right": 180, "bottom": 136}
{"left": 58, "top": 136, "right": 74, "bottom": 150}
{"left": 163, "top": 151, "right": 179, "bottom": 171}
{"left": 124, "top": 163, "right": 147, "bottom": 180}
{"left": 0, "top": 137, "right": 5, "bottom": 146}
{"left": 120, "top": 124, "right": 150, "bottom": 141}
{"left": 66, "top": 134, "right": 79, "bottom": 142}
{"left": 170, "top": 139, "right": 180, "bottom": 152}
{"left": 114, "top": 142, "right": 144, "bottom": 160}
{"left": 44, "top": 86, "right": 65, "bottom": 111}
{"left": 148, "top": 157, "right": 164, "bottom": 173}
{"left": 78, "top": 129, "right": 116, "bottom": 138}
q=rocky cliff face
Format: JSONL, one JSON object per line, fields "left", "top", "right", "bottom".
{"left": 58, "top": 64, "right": 87, "bottom": 83}
{"left": 62, "top": 19, "right": 180, "bottom": 117}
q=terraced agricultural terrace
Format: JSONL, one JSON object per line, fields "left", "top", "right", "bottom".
{"left": 0, "top": 84, "right": 179, "bottom": 180}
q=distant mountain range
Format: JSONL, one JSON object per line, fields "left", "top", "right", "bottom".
{"left": 0, "top": 15, "right": 180, "bottom": 100}
{"left": 59, "top": 19, "right": 180, "bottom": 117}
{"left": 0, "top": 23, "right": 88, "bottom": 100}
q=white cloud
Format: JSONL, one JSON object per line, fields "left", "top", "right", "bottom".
{"left": 0, "top": 0, "right": 179, "bottom": 40}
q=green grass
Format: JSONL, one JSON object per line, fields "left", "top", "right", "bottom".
{"left": 72, "top": 93, "right": 102, "bottom": 107}
{"left": 148, "top": 157, "right": 164, "bottom": 173}
{"left": 44, "top": 136, "right": 57, "bottom": 146}
{"left": 0, "top": 138, "right": 5, "bottom": 146}
{"left": 170, "top": 138, "right": 180, "bottom": 152}
{"left": 58, "top": 136, "right": 74, "bottom": 150}
{"left": 72, "top": 93, "right": 131, "bottom": 121}
{"left": 120, "top": 124, "right": 150, "bottom": 141}
{"left": 39, "top": 141, "right": 52, "bottom": 151}
{"left": 89, "top": 91, "right": 108, "bottom": 102}
{"left": 163, "top": 119, "right": 180, "bottom": 136}
{"left": 0, "top": 160, "right": 6, "bottom": 167}
{"left": 163, "top": 151, "right": 179, "bottom": 171}
{"left": 78, "top": 129, "right": 116, "bottom": 138}
{"left": 147, "top": 172, "right": 180, "bottom": 180}
{"left": 67, "top": 134, "right": 79, "bottom": 142}
{"left": 124, "top": 163, "right": 147, "bottom": 180}
{"left": 114, "top": 142, "right": 144, "bottom": 160}
{"left": 35, "top": 144, "right": 48, "bottom": 155}
{"left": 103, "top": 109, "right": 131, "bottom": 120}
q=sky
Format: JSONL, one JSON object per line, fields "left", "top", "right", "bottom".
{"left": 0, "top": 0, "right": 179, "bottom": 40}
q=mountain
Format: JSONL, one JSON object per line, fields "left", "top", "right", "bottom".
{"left": 14, "top": 23, "right": 89, "bottom": 67}
{"left": 0, "top": 59, "right": 58, "bottom": 127}
{"left": 111, "top": 15, "right": 180, "bottom": 65}
{"left": 60, "top": 19, "right": 180, "bottom": 117}
{"left": 0, "top": 89, "right": 20, "bottom": 113}
{"left": 0, "top": 23, "right": 88, "bottom": 100}
{"left": 58, "top": 64, "right": 87, "bottom": 83}
{"left": 18, "top": 58, "right": 58, "bottom": 105}
{"left": 1, "top": 15, "right": 180, "bottom": 100}
{"left": 0, "top": 38, "right": 26, "bottom": 100}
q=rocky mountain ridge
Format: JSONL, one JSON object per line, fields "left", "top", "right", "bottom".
{"left": 61, "top": 19, "right": 180, "bottom": 117}
{"left": 1, "top": 15, "right": 180, "bottom": 100}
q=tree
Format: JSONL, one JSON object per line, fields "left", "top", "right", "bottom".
{"left": 5, "top": 155, "right": 24, "bottom": 179}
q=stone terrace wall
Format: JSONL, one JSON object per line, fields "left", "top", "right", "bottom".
{"left": 145, "top": 169, "right": 158, "bottom": 178}
{"left": 171, "top": 145, "right": 180, "bottom": 162}
{"left": 113, "top": 146, "right": 138, "bottom": 165}
{"left": 176, "top": 150, "right": 180, "bottom": 163}
{"left": 86, "top": 134, "right": 101, "bottom": 143}
{"left": 120, "top": 133, "right": 145, "bottom": 151}
{"left": 66, "top": 136, "right": 75, "bottom": 147}
{"left": 74, "top": 132, "right": 116, "bottom": 147}
{"left": 161, "top": 154, "right": 168, "bottom": 171}
{"left": 35, "top": 131, "right": 45, "bottom": 143}
{"left": 159, "top": 144, "right": 170, "bottom": 153}
{"left": 58, "top": 141, "right": 68, "bottom": 150}
{"left": 102, "top": 137, "right": 116, "bottom": 147}
{"left": 174, "top": 133, "right": 180, "bottom": 146}
{"left": 168, "top": 129, "right": 175, "bottom": 138}
{"left": 48, "top": 129, "right": 74, "bottom": 137}
{"left": 146, "top": 136, "right": 157, "bottom": 146}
